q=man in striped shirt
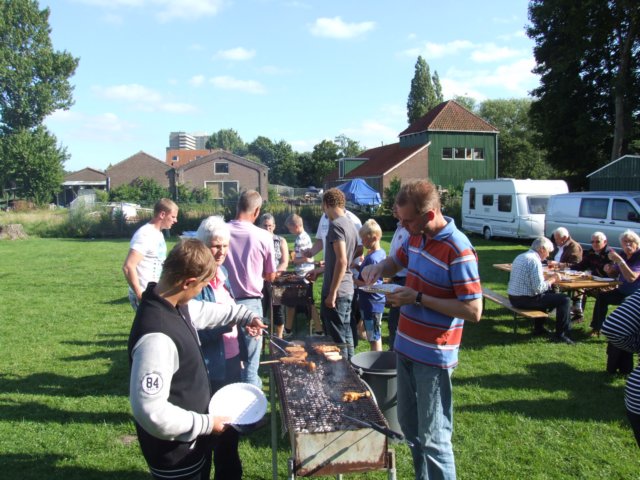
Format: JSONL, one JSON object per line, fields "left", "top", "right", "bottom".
{"left": 361, "top": 179, "right": 482, "bottom": 480}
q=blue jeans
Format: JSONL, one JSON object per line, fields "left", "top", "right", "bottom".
{"left": 320, "top": 295, "right": 354, "bottom": 359}
{"left": 397, "top": 355, "right": 456, "bottom": 480}
{"left": 235, "top": 298, "right": 263, "bottom": 388}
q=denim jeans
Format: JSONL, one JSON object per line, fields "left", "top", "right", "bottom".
{"left": 397, "top": 355, "right": 456, "bottom": 480}
{"left": 235, "top": 298, "right": 263, "bottom": 388}
{"left": 320, "top": 295, "right": 354, "bottom": 359}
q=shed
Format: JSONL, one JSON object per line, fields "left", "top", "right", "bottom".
{"left": 587, "top": 155, "right": 640, "bottom": 191}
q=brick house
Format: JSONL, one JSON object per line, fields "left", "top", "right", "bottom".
{"left": 175, "top": 150, "right": 269, "bottom": 200}
{"left": 106, "top": 151, "right": 173, "bottom": 190}
{"left": 327, "top": 100, "right": 498, "bottom": 199}
{"left": 166, "top": 149, "right": 212, "bottom": 169}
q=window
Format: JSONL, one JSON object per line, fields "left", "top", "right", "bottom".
{"left": 612, "top": 199, "right": 639, "bottom": 221}
{"left": 454, "top": 148, "right": 466, "bottom": 159}
{"left": 214, "top": 162, "right": 229, "bottom": 174}
{"left": 498, "top": 195, "right": 512, "bottom": 212}
{"left": 469, "top": 188, "right": 476, "bottom": 209}
{"left": 527, "top": 196, "right": 549, "bottom": 214}
{"left": 482, "top": 194, "right": 493, "bottom": 206}
{"left": 442, "top": 147, "right": 485, "bottom": 161}
{"left": 204, "top": 180, "right": 238, "bottom": 199}
{"left": 579, "top": 198, "right": 609, "bottom": 219}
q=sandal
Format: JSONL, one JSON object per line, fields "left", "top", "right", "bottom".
{"left": 589, "top": 329, "right": 600, "bottom": 338}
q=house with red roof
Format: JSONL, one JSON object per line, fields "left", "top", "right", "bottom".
{"left": 327, "top": 100, "right": 498, "bottom": 198}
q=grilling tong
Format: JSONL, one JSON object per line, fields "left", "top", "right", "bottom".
{"left": 342, "top": 414, "right": 415, "bottom": 447}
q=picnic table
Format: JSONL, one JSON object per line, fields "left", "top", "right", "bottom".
{"left": 492, "top": 263, "right": 621, "bottom": 291}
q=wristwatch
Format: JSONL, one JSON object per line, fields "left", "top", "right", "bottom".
{"left": 415, "top": 292, "right": 423, "bottom": 306}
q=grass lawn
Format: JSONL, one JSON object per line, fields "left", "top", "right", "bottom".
{"left": 0, "top": 236, "right": 637, "bottom": 479}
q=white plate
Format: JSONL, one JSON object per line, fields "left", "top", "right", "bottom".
{"left": 209, "top": 383, "right": 267, "bottom": 425}
{"left": 360, "top": 283, "right": 400, "bottom": 294}
{"left": 592, "top": 276, "right": 615, "bottom": 282}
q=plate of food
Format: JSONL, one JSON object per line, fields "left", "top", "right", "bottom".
{"left": 360, "top": 283, "right": 400, "bottom": 294}
{"left": 209, "top": 383, "right": 267, "bottom": 426}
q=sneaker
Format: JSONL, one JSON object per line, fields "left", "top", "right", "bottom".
{"left": 571, "top": 306, "right": 583, "bottom": 315}
{"left": 571, "top": 314, "right": 584, "bottom": 323}
{"left": 313, "top": 331, "right": 324, "bottom": 336}
{"left": 283, "top": 329, "right": 293, "bottom": 339}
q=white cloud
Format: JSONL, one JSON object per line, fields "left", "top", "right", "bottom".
{"left": 210, "top": 76, "right": 266, "bottom": 94}
{"left": 92, "top": 83, "right": 198, "bottom": 112}
{"left": 440, "top": 57, "right": 538, "bottom": 100}
{"left": 214, "top": 47, "right": 256, "bottom": 61}
{"left": 470, "top": 43, "right": 523, "bottom": 63}
{"left": 73, "top": 0, "right": 224, "bottom": 22}
{"left": 341, "top": 120, "right": 399, "bottom": 149}
{"left": 94, "top": 84, "right": 163, "bottom": 103}
{"left": 259, "top": 65, "right": 291, "bottom": 75}
{"left": 47, "top": 110, "right": 138, "bottom": 142}
{"left": 309, "top": 16, "right": 375, "bottom": 39}
{"left": 401, "top": 40, "right": 474, "bottom": 59}
{"left": 189, "top": 75, "right": 206, "bottom": 87}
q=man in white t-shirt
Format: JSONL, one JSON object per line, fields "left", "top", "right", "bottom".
{"left": 123, "top": 198, "right": 179, "bottom": 310}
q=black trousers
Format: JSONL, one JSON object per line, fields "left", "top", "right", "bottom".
{"left": 509, "top": 292, "right": 571, "bottom": 335}
{"left": 606, "top": 343, "right": 634, "bottom": 375}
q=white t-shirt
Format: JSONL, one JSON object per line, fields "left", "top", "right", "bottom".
{"left": 129, "top": 223, "right": 167, "bottom": 292}
{"left": 293, "top": 231, "right": 314, "bottom": 276}
{"left": 315, "top": 210, "right": 363, "bottom": 249}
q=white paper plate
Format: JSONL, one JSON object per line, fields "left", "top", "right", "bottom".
{"left": 360, "top": 283, "right": 400, "bottom": 294}
{"left": 592, "top": 276, "right": 615, "bottom": 282}
{"left": 209, "top": 383, "right": 267, "bottom": 425}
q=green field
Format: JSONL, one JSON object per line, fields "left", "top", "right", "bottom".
{"left": 0, "top": 236, "right": 637, "bottom": 479}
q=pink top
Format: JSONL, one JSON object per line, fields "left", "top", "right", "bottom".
{"left": 209, "top": 268, "right": 240, "bottom": 359}
{"left": 224, "top": 219, "right": 276, "bottom": 298}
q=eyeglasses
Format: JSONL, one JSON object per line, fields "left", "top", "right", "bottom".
{"left": 591, "top": 240, "right": 602, "bottom": 244}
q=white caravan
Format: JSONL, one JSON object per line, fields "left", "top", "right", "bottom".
{"left": 461, "top": 178, "right": 569, "bottom": 240}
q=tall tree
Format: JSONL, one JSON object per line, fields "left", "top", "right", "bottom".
{"left": 527, "top": 0, "right": 640, "bottom": 185}
{"left": 206, "top": 128, "right": 247, "bottom": 155}
{"left": 432, "top": 71, "right": 444, "bottom": 104}
{"left": 406, "top": 56, "right": 439, "bottom": 124}
{"left": 477, "top": 99, "right": 554, "bottom": 179}
{"left": 309, "top": 140, "right": 339, "bottom": 187}
{"left": 0, "top": 0, "right": 78, "bottom": 203}
{"left": 334, "top": 134, "right": 364, "bottom": 158}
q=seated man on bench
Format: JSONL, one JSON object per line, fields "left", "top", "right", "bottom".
{"left": 507, "top": 236, "right": 574, "bottom": 345}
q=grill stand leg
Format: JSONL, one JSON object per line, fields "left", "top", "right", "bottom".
{"left": 386, "top": 448, "right": 397, "bottom": 480}
{"left": 287, "top": 457, "right": 295, "bottom": 480}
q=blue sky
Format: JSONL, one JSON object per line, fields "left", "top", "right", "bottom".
{"left": 39, "top": 0, "right": 538, "bottom": 173}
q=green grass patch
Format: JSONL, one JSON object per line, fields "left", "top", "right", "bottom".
{"left": 0, "top": 236, "right": 636, "bottom": 479}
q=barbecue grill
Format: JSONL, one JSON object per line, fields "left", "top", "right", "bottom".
{"left": 267, "top": 273, "right": 315, "bottom": 335}
{"left": 267, "top": 337, "right": 397, "bottom": 479}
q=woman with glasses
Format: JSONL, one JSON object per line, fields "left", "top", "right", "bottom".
{"left": 590, "top": 230, "right": 640, "bottom": 343}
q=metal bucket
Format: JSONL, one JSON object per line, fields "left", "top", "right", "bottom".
{"left": 350, "top": 351, "right": 399, "bottom": 434}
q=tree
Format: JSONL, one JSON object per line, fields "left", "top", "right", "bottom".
{"left": 206, "top": 128, "right": 247, "bottom": 155}
{"left": 309, "top": 140, "right": 339, "bottom": 187}
{"left": 477, "top": 99, "right": 554, "bottom": 179}
{"left": 334, "top": 134, "right": 364, "bottom": 158}
{"left": 0, "top": 0, "right": 79, "bottom": 133}
{"left": 453, "top": 95, "right": 477, "bottom": 112}
{"left": 0, "top": 0, "right": 78, "bottom": 204}
{"left": 382, "top": 177, "right": 402, "bottom": 213}
{"left": 527, "top": 0, "right": 640, "bottom": 185}
{"left": 406, "top": 56, "right": 440, "bottom": 124}
{"left": 432, "top": 71, "right": 444, "bottom": 104}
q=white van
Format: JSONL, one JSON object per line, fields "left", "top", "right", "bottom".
{"left": 544, "top": 191, "right": 640, "bottom": 249}
{"left": 462, "top": 178, "right": 569, "bottom": 240}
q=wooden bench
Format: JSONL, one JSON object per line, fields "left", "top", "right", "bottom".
{"left": 482, "top": 287, "right": 549, "bottom": 333}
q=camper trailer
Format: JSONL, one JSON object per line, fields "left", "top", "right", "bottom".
{"left": 461, "top": 178, "right": 569, "bottom": 240}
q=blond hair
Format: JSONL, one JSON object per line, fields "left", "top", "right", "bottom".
{"left": 359, "top": 218, "right": 382, "bottom": 239}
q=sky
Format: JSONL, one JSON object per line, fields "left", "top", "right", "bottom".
{"left": 38, "top": 0, "right": 539, "bottom": 173}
